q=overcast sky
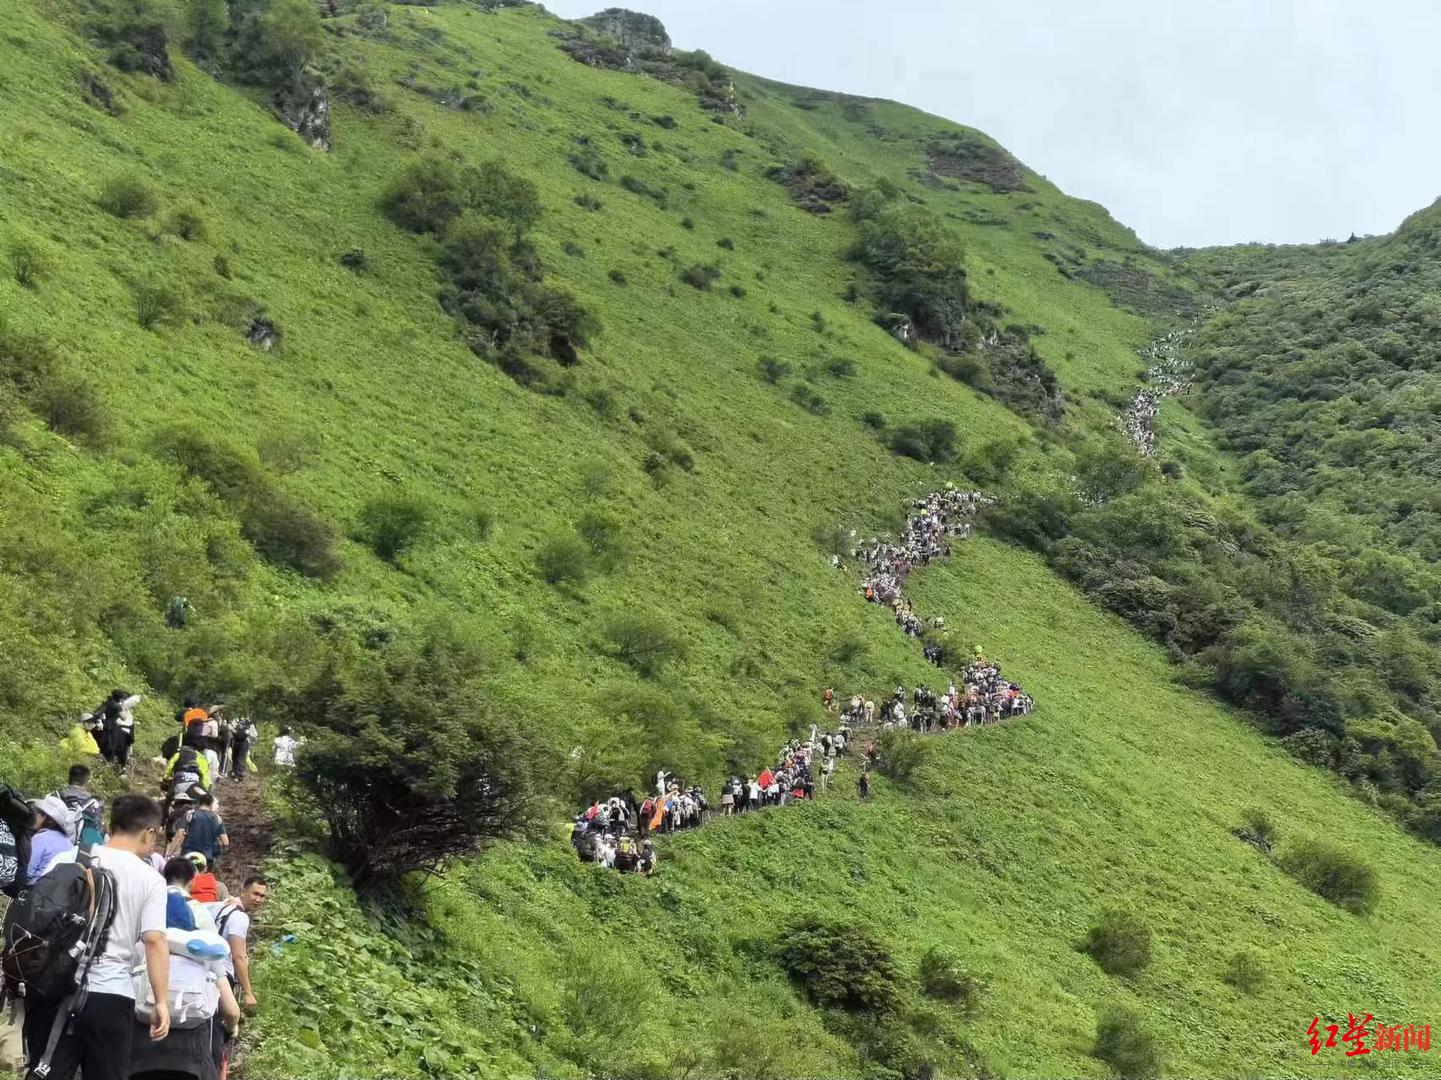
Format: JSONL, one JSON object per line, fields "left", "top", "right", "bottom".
{"left": 543, "top": 0, "right": 1441, "bottom": 249}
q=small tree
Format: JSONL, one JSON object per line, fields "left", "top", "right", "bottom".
{"left": 917, "top": 946, "right": 986, "bottom": 1012}
{"left": 1232, "top": 807, "right": 1276, "bottom": 854}
{"left": 1093, "top": 1007, "right": 1162, "bottom": 1079}
{"left": 357, "top": 495, "right": 433, "bottom": 563}
{"left": 1279, "top": 840, "right": 1380, "bottom": 914}
{"left": 875, "top": 729, "right": 932, "bottom": 786}
{"left": 778, "top": 916, "right": 905, "bottom": 1013}
{"left": 536, "top": 533, "right": 589, "bottom": 586}
{"left": 1083, "top": 910, "right": 1153, "bottom": 977}
{"left": 604, "top": 614, "right": 684, "bottom": 678}
{"left": 186, "top": 0, "right": 230, "bottom": 62}
{"left": 288, "top": 633, "right": 547, "bottom": 891}
{"left": 98, "top": 174, "right": 158, "bottom": 218}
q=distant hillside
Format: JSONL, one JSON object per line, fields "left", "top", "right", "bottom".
{"left": 3, "top": 4, "right": 1441, "bottom": 1079}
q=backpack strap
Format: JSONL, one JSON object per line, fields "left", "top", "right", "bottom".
{"left": 216, "top": 900, "right": 241, "bottom": 939}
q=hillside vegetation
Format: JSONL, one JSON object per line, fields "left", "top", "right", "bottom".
{"left": 3, "top": 3, "right": 1441, "bottom": 1078}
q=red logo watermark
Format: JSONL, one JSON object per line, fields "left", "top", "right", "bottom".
{"left": 1308, "top": 1015, "right": 1431, "bottom": 1056}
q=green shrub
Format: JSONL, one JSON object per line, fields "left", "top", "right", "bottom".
{"left": 603, "top": 614, "right": 685, "bottom": 677}
{"left": 1093, "top": 1007, "right": 1162, "bottom": 1079}
{"left": 917, "top": 947, "right": 986, "bottom": 1012}
{"left": 185, "top": 0, "right": 229, "bottom": 62}
{"left": 242, "top": 494, "right": 341, "bottom": 579}
{"left": 357, "top": 495, "right": 433, "bottom": 562}
{"left": 860, "top": 410, "right": 887, "bottom": 430}
{"left": 875, "top": 729, "right": 932, "bottom": 786}
{"left": 34, "top": 374, "right": 111, "bottom": 446}
{"left": 98, "top": 174, "right": 158, "bottom": 218}
{"left": 778, "top": 916, "right": 904, "bottom": 1013}
{"left": 380, "top": 155, "right": 468, "bottom": 234}
{"left": 1233, "top": 807, "right": 1276, "bottom": 854}
{"left": 828, "top": 632, "right": 867, "bottom": 665}
{"left": 789, "top": 384, "right": 829, "bottom": 416}
{"left": 536, "top": 533, "right": 589, "bottom": 586}
{"left": 472, "top": 505, "right": 494, "bottom": 540}
{"left": 825, "top": 357, "right": 856, "bottom": 378}
{"left": 1083, "top": 910, "right": 1153, "bottom": 976}
{"left": 717, "top": 236, "right": 734, "bottom": 250}
{"left": 568, "top": 144, "right": 609, "bottom": 181}
{"left": 9, "top": 241, "right": 46, "bottom": 288}
{"left": 681, "top": 263, "right": 721, "bottom": 290}
{"left": 226, "top": 0, "right": 323, "bottom": 86}
{"left": 757, "top": 356, "right": 790, "bottom": 384}
{"left": 1221, "top": 948, "right": 1266, "bottom": 993}
{"left": 284, "top": 625, "right": 547, "bottom": 890}
{"left": 165, "top": 205, "right": 206, "bottom": 241}
{"left": 1279, "top": 840, "right": 1380, "bottom": 914}
{"left": 135, "top": 282, "right": 186, "bottom": 330}
{"left": 888, "top": 419, "right": 958, "bottom": 463}
{"left": 574, "top": 193, "right": 604, "bottom": 212}
{"left": 576, "top": 509, "right": 626, "bottom": 569}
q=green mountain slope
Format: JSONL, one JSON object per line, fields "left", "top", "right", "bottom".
{"left": 2, "top": 3, "right": 1439, "bottom": 1078}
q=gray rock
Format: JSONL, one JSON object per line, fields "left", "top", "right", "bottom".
{"left": 247, "top": 319, "right": 282, "bottom": 352}
{"left": 273, "top": 73, "right": 331, "bottom": 151}
{"left": 576, "top": 8, "right": 671, "bottom": 66}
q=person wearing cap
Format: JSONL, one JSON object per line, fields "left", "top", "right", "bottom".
{"left": 168, "top": 789, "right": 229, "bottom": 871}
{"left": 26, "top": 794, "right": 76, "bottom": 880}
{"left": 185, "top": 851, "right": 229, "bottom": 904}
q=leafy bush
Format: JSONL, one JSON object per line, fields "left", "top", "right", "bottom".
{"left": 9, "top": 241, "right": 46, "bottom": 288}
{"left": 888, "top": 419, "right": 958, "bottom": 464}
{"left": 285, "top": 627, "right": 547, "bottom": 890}
{"left": 165, "top": 205, "right": 206, "bottom": 241}
{"left": 717, "top": 237, "right": 734, "bottom": 250}
{"left": 1221, "top": 948, "right": 1266, "bottom": 993}
{"left": 98, "top": 174, "right": 158, "bottom": 219}
{"left": 574, "top": 193, "right": 604, "bottom": 212}
{"left": 1278, "top": 840, "right": 1380, "bottom": 914}
{"left": 757, "top": 356, "right": 790, "bottom": 384}
{"left": 227, "top": 0, "right": 323, "bottom": 86}
{"left": 917, "top": 947, "right": 986, "bottom": 1012}
{"left": 185, "top": 0, "right": 229, "bottom": 62}
{"left": 1083, "top": 910, "right": 1153, "bottom": 976}
{"left": 681, "top": 263, "right": 721, "bottom": 290}
{"left": 875, "top": 729, "right": 932, "bottom": 787}
{"left": 766, "top": 152, "right": 848, "bottom": 214}
{"left": 34, "top": 374, "right": 111, "bottom": 446}
{"left": 568, "top": 144, "right": 609, "bottom": 181}
{"left": 357, "top": 495, "right": 433, "bottom": 563}
{"left": 789, "top": 384, "right": 830, "bottom": 416}
{"left": 778, "top": 917, "right": 905, "bottom": 1013}
{"left": 1093, "top": 1007, "right": 1162, "bottom": 1079}
{"left": 860, "top": 410, "right": 887, "bottom": 430}
{"left": 135, "top": 282, "right": 186, "bottom": 330}
{"left": 151, "top": 424, "right": 340, "bottom": 578}
{"left": 850, "top": 189, "right": 970, "bottom": 349}
{"left": 608, "top": 269, "right": 627, "bottom": 285}
{"left": 1233, "top": 807, "right": 1276, "bottom": 854}
{"left": 380, "top": 155, "right": 470, "bottom": 235}
{"left": 241, "top": 494, "right": 342, "bottom": 579}
{"left": 536, "top": 533, "right": 590, "bottom": 586}
{"left": 603, "top": 614, "right": 685, "bottom": 677}
{"left": 619, "top": 174, "right": 668, "bottom": 208}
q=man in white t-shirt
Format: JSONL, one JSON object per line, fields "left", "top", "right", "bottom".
{"left": 209, "top": 875, "right": 270, "bottom": 1013}
{"left": 21, "top": 794, "right": 170, "bottom": 1080}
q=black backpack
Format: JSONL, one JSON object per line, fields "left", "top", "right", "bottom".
{"left": 0, "top": 785, "right": 33, "bottom": 900}
{"left": 1, "top": 848, "right": 117, "bottom": 1008}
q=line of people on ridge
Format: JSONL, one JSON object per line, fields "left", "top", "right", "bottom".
{"left": 2, "top": 760, "right": 272, "bottom": 1080}
{"left": 571, "top": 727, "right": 849, "bottom": 874}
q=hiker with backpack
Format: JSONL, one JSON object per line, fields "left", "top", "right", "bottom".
{"left": 229, "top": 716, "right": 257, "bottom": 781}
{"left": 167, "top": 791, "right": 229, "bottom": 872}
{"left": 163, "top": 746, "right": 212, "bottom": 808}
{"left": 127, "top": 857, "right": 241, "bottom": 1080}
{"left": 25, "top": 795, "right": 75, "bottom": 882}
{"left": 9, "top": 793, "right": 172, "bottom": 1080}
{"left": 55, "top": 764, "right": 105, "bottom": 849}
{"left": 208, "top": 876, "right": 270, "bottom": 1014}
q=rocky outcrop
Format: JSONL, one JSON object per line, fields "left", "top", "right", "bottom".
{"left": 274, "top": 73, "right": 331, "bottom": 151}
{"left": 247, "top": 318, "right": 282, "bottom": 352}
{"left": 576, "top": 8, "right": 672, "bottom": 65}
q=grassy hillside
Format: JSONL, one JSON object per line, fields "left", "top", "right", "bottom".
{"left": 3, "top": 3, "right": 1440, "bottom": 1078}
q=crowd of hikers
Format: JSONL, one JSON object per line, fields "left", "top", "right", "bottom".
{"left": 0, "top": 696, "right": 291, "bottom": 1080}
{"left": 1123, "top": 328, "right": 1193, "bottom": 457}
{"left": 573, "top": 486, "right": 1036, "bottom": 874}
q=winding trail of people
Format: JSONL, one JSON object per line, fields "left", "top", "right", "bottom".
{"left": 1123, "top": 329, "right": 1193, "bottom": 456}
{"left": 573, "top": 486, "right": 1037, "bottom": 873}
